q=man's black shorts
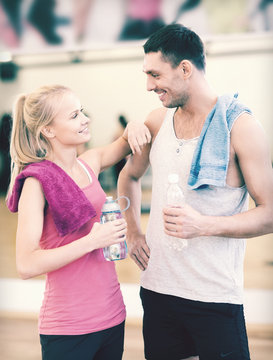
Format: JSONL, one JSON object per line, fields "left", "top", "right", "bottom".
{"left": 140, "top": 287, "right": 250, "bottom": 360}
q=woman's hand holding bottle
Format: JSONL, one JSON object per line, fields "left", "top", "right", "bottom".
{"left": 88, "top": 219, "right": 127, "bottom": 251}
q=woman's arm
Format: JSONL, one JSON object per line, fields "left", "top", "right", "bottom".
{"left": 16, "top": 177, "right": 127, "bottom": 279}
{"left": 80, "top": 121, "right": 151, "bottom": 175}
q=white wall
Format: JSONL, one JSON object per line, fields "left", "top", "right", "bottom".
{"left": 1, "top": 278, "right": 273, "bottom": 324}
{"left": 0, "top": 45, "right": 160, "bottom": 147}
{"left": 0, "top": 33, "right": 272, "bottom": 156}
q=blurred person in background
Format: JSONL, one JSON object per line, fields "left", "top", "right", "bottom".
{"left": 6, "top": 84, "right": 151, "bottom": 360}
{"left": 0, "top": 113, "right": 12, "bottom": 194}
{"left": 0, "top": 0, "right": 69, "bottom": 46}
{"left": 113, "top": 115, "right": 129, "bottom": 182}
{"left": 249, "top": 0, "right": 273, "bottom": 31}
{"left": 0, "top": 0, "right": 22, "bottom": 47}
{"left": 173, "top": 0, "right": 209, "bottom": 35}
{"left": 73, "top": 0, "right": 94, "bottom": 44}
{"left": 27, "top": 0, "right": 66, "bottom": 44}
{"left": 0, "top": 0, "right": 22, "bottom": 36}
{"left": 173, "top": 0, "right": 202, "bottom": 22}
{"left": 118, "top": 0, "right": 165, "bottom": 41}
{"left": 118, "top": 24, "right": 273, "bottom": 360}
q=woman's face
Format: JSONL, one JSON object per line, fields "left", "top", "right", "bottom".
{"left": 45, "top": 91, "right": 91, "bottom": 147}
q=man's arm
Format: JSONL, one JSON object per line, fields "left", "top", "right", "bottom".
{"left": 118, "top": 143, "right": 151, "bottom": 270}
{"left": 118, "top": 108, "right": 166, "bottom": 269}
{"left": 163, "top": 113, "right": 273, "bottom": 238}
{"left": 215, "top": 112, "right": 273, "bottom": 237}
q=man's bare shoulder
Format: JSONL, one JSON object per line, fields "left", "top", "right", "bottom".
{"left": 144, "top": 107, "right": 168, "bottom": 138}
{"left": 231, "top": 112, "right": 268, "bottom": 150}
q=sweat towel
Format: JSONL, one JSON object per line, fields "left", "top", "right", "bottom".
{"left": 7, "top": 160, "right": 96, "bottom": 236}
{"left": 188, "top": 93, "right": 252, "bottom": 190}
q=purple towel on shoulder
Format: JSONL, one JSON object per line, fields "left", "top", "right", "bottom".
{"left": 7, "top": 160, "right": 96, "bottom": 236}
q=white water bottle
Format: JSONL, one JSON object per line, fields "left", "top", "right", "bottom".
{"left": 166, "top": 173, "right": 188, "bottom": 251}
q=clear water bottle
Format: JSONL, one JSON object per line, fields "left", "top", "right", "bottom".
{"left": 101, "top": 196, "right": 130, "bottom": 261}
{"left": 166, "top": 173, "right": 188, "bottom": 251}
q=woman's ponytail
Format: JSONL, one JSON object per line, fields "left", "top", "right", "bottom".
{"left": 7, "top": 85, "right": 70, "bottom": 197}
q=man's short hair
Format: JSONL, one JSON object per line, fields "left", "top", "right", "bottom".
{"left": 143, "top": 23, "right": 206, "bottom": 71}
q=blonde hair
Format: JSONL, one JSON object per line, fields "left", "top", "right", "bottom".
{"left": 8, "top": 84, "right": 71, "bottom": 196}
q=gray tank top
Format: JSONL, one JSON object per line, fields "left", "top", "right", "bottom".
{"left": 141, "top": 108, "right": 249, "bottom": 304}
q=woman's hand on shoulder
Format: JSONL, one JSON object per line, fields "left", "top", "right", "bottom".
{"left": 121, "top": 107, "right": 166, "bottom": 154}
{"left": 123, "top": 121, "right": 151, "bottom": 155}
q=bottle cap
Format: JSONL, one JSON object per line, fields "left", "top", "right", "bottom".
{"left": 168, "top": 173, "right": 179, "bottom": 184}
{"left": 102, "top": 196, "right": 120, "bottom": 213}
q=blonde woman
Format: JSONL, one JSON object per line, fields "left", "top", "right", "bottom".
{"left": 6, "top": 85, "right": 151, "bottom": 360}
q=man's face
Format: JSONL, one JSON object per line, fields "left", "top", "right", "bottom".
{"left": 143, "top": 51, "right": 189, "bottom": 108}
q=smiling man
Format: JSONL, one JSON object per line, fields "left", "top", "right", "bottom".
{"left": 118, "top": 24, "right": 273, "bottom": 360}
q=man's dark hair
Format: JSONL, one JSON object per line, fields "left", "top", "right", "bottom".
{"left": 143, "top": 23, "right": 206, "bottom": 71}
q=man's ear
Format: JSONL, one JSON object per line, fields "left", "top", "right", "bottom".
{"left": 180, "top": 60, "right": 192, "bottom": 79}
{"left": 41, "top": 126, "right": 55, "bottom": 139}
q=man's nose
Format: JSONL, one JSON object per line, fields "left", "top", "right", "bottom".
{"left": 146, "top": 77, "right": 156, "bottom": 92}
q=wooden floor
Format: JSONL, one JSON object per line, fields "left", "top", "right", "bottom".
{"left": 0, "top": 316, "right": 147, "bottom": 360}
{"left": 1, "top": 196, "right": 273, "bottom": 359}
{"left": 0, "top": 316, "right": 273, "bottom": 360}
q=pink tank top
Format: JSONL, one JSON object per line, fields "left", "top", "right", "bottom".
{"left": 38, "top": 160, "right": 126, "bottom": 335}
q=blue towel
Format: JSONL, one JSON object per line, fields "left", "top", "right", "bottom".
{"left": 188, "top": 93, "right": 252, "bottom": 190}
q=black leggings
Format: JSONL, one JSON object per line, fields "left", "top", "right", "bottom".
{"left": 40, "top": 321, "right": 125, "bottom": 360}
